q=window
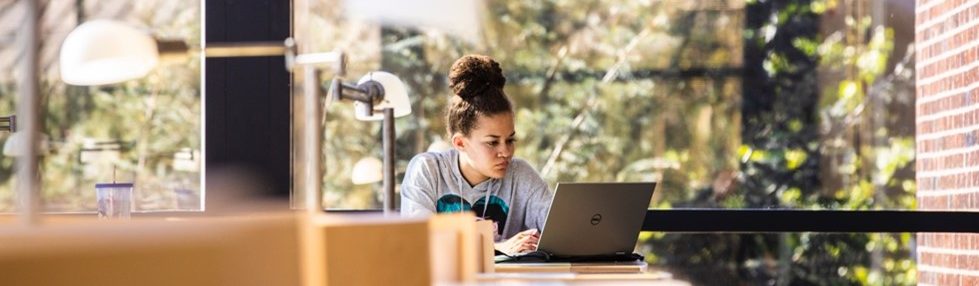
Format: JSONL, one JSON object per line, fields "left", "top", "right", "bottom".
{"left": 309, "top": 1, "right": 914, "bottom": 212}
{"left": 304, "top": 0, "right": 932, "bottom": 284}
{"left": 0, "top": 0, "right": 202, "bottom": 212}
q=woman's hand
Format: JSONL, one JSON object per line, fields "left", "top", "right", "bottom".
{"left": 495, "top": 228, "right": 540, "bottom": 256}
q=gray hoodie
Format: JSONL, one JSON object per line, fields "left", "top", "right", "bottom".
{"left": 400, "top": 149, "right": 553, "bottom": 241}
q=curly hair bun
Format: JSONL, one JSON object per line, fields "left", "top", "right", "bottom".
{"left": 448, "top": 55, "right": 506, "bottom": 100}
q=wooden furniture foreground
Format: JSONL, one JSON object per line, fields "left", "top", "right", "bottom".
{"left": 0, "top": 212, "right": 491, "bottom": 286}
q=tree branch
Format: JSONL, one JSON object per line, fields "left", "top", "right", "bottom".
{"left": 540, "top": 28, "right": 651, "bottom": 177}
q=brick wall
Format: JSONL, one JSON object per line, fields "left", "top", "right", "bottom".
{"left": 916, "top": 0, "right": 979, "bottom": 285}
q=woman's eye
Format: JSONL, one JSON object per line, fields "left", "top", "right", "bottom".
{"left": 506, "top": 139, "right": 517, "bottom": 144}
{"left": 486, "top": 142, "right": 498, "bottom": 147}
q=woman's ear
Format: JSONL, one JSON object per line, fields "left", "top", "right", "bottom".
{"left": 451, "top": 133, "right": 466, "bottom": 150}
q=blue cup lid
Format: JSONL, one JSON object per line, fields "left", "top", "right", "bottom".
{"left": 95, "top": 183, "right": 134, "bottom": 188}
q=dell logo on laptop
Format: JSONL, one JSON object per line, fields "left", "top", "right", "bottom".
{"left": 590, "top": 214, "right": 602, "bottom": 225}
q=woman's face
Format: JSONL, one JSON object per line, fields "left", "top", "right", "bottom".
{"left": 455, "top": 112, "right": 516, "bottom": 180}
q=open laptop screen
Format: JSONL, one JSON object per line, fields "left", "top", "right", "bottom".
{"left": 536, "top": 182, "right": 656, "bottom": 257}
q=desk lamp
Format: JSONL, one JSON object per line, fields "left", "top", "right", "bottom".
{"left": 60, "top": 19, "right": 348, "bottom": 214}
{"left": 330, "top": 71, "right": 411, "bottom": 214}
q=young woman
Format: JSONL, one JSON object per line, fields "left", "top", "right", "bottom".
{"left": 401, "top": 55, "right": 552, "bottom": 255}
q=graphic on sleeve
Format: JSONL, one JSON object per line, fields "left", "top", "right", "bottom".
{"left": 436, "top": 194, "right": 472, "bottom": 213}
{"left": 473, "top": 195, "right": 510, "bottom": 236}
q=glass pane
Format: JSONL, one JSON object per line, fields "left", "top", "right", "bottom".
{"left": 642, "top": 232, "right": 918, "bottom": 285}
{"left": 0, "top": 0, "right": 202, "bottom": 212}
{"left": 305, "top": 0, "right": 915, "bottom": 211}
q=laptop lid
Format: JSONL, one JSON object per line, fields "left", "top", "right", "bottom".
{"left": 536, "top": 182, "right": 656, "bottom": 257}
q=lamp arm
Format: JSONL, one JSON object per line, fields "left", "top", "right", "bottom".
{"left": 156, "top": 39, "right": 190, "bottom": 55}
{"left": 203, "top": 41, "right": 290, "bottom": 58}
{"left": 330, "top": 79, "right": 386, "bottom": 117}
{"left": 336, "top": 82, "right": 373, "bottom": 103}
{"left": 201, "top": 38, "right": 346, "bottom": 74}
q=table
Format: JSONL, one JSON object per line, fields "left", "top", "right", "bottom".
{"left": 475, "top": 263, "right": 691, "bottom": 285}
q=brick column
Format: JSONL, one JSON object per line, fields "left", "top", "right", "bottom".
{"left": 916, "top": 0, "right": 979, "bottom": 285}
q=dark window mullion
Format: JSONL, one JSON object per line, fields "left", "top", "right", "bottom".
{"left": 643, "top": 209, "right": 979, "bottom": 233}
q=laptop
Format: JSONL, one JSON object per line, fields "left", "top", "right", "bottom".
{"left": 511, "top": 182, "right": 656, "bottom": 261}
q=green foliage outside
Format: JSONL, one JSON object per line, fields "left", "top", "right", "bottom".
{"left": 314, "top": 0, "right": 916, "bottom": 285}
{"left": 0, "top": 0, "right": 917, "bottom": 284}
{"left": 0, "top": 0, "right": 201, "bottom": 212}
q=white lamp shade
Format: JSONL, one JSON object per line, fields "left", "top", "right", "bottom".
{"left": 3, "top": 132, "right": 48, "bottom": 157}
{"left": 60, "top": 20, "right": 160, "bottom": 86}
{"left": 1, "top": 132, "right": 22, "bottom": 156}
{"left": 354, "top": 71, "right": 412, "bottom": 121}
{"left": 351, "top": 157, "right": 383, "bottom": 185}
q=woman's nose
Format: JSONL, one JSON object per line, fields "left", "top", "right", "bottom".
{"left": 498, "top": 145, "right": 513, "bottom": 158}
